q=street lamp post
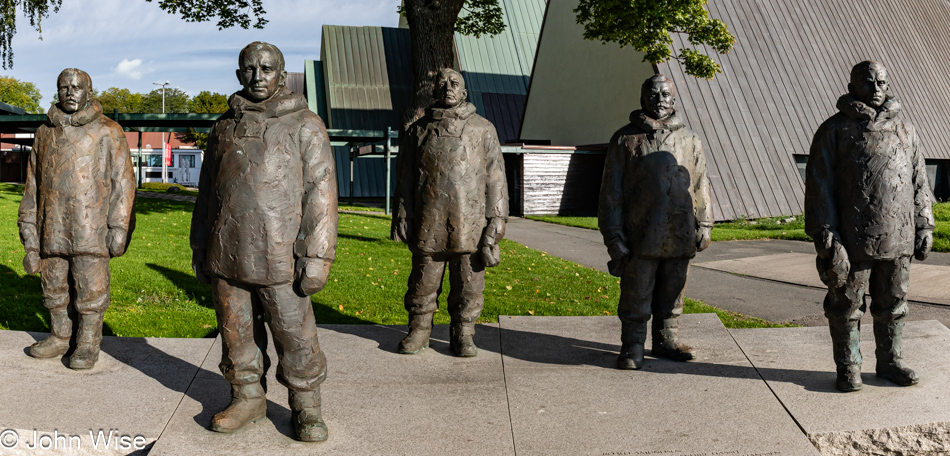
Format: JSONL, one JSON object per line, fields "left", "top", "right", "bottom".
{"left": 153, "top": 80, "right": 170, "bottom": 183}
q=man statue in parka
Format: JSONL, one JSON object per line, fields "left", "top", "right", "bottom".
{"left": 805, "top": 61, "right": 934, "bottom": 392}
{"left": 599, "top": 74, "right": 713, "bottom": 370}
{"left": 190, "top": 42, "right": 338, "bottom": 441}
{"left": 391, "top": 68, "right": 508, "bottom": 357}
{"left": 18, "top": 68, "right": 135, "bottom": 370}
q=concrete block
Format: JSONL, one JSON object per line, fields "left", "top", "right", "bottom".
{"left": 0, "top": 330, "right": 213, "bottom": 455}
{"left": 731, "top": 321, "right": 950, "bottom": 455}
{"left": 499, "top": 314, "right": 821, "bottom": 455}
{"left": 149, "top": 323, "right": 515, "bottom": 456}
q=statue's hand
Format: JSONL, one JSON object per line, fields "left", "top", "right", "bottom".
{"left": 391, "top": 218, "right": 411, "bottom": 244}
{"left": 295, "top": 257, "right": 331, "bottom": 297}
{"left": 481, "top": 244, "right": 501, "bottom": 268}
{"left": 23, "top": 250, "right": 40, "bottom": 275}
{"left": 192, "top": 249, "right": 212, "bottom": 285}
{"left": 915, "top": 230, "right": 933, "bottom": 261}
{"left": 696, "top": 226, "right": 712, "bottom": 252}
{"left": 816, "top": 239, "right": 850, "bottom": 289}
{"left": 606, "top": 238, "right": 630, "bottom": 263}
{"left": 815, "top": 230, "right": 838, "bottom": 259}
{"left": 107, "top": 228, "right": 128, "bottom": 257}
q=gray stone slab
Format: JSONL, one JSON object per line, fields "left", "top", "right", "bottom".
{"left": 149, "top": 323, "right": 515, "bottom": 456}
{"left": 0, "top": 330, "right": 214, "bottom": 455}
{"left": 499, "top": 314, "right": 821, "bottom": 455}
{"left": 731, "top": 321, "right": 950, "bottom": 454}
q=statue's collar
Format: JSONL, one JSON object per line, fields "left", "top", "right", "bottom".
{"left": 47, "top": 99, "right": 102, "bottom": 128}
{"left": 837, "top": 94, "right": 901, "bottom": 123}
{"left": 630, "top": 109, "right": 684, "bottom": 132}
{"left": 428, "top": 102, "right": 476, "bottom": 121}
{"left": 228, "top": 86, "right": 306, "bottom": 120}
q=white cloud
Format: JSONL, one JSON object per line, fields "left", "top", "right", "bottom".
{"left": 114, "top": 58, "right": 148, "bottom": 80}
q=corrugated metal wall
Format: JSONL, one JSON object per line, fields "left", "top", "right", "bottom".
{"left": 658, "top": 0, "right": 950, "bottom": 220}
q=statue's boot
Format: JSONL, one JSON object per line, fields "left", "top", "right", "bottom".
{"left": 29, "top": 307, "right": 72, "bottom": 359}
{"left": 210, "top": 382, "right": 267, "bottom": 433}
{"left": 450, "top": 321, "right": 477, "bottom": 357}
{"left": 69, "top": 312, "right": 103, "bottom": 370}
{"left": 651, "top": 318, "right": 695, "bottom": 361}
{"left": 874, "top": 315, "right": 918, "bottom": 386}
{"left": 290, "top": 388, "right": 328, "bottom": 442}
{"left": 398, "top": 313, "right": 432, "bottom": 354}
{"left": 617, "top": 321, "right": 646, "bottom": 370}
{"left": 829, "top": 319, "right": 863, "bottom": 392}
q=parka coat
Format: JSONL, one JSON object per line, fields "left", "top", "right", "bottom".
{"left": 18, "top": 100, "right": 135, "bottom": 258}
{"left": 392, "top": 102, "right": 508, "bottom": 256}
{"left": 805, "top": 95, "right": 934, "bottom": 261}
{"left": 599, "top": 110, "right": 713, "bottom": 260}
{"left": 190, "top": 87, "right": 338, "bottom": 286}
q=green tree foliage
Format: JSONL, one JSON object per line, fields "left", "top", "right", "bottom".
{"left": 97, "top": 87, "right": 146, "bottom": 113}
{"left": 143, "top": 87, "right": 190, "bottom": 113}
{"left": 176, "top": 90, "right": 228, "bottom": 150}
{"left": 574, "top": 0, "right": 736, "bottom": 79}
{"left": 0, "top": 75, "right": 42, "bottom": 113}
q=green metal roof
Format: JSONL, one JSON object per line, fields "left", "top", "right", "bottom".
{"left": 454, "top": 0, "right": 545, "bottom": 142}
{"left": 320, "top": 25, "right": 413, "bottom": 131}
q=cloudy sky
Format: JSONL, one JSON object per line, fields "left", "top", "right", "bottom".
{"left": 5, "top": 0, "right": 399, "bottom": 108}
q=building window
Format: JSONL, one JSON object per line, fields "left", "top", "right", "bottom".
{"left": 180, "top": 154, "right": 196, "bottom": 168}
{"left": 145, "top": 155, "right": 163, "bottom": 167}
{"left": 794, "top": 155, "right": 808, "bottom": 183}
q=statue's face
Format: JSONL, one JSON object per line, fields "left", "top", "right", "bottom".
{"left": 642, "top": 80, "right": 675, "bottom": 120}
{"left": 236, "top": 48, "right": 285, "bottom": 102}
{"left": 58, "top": 73, "right": 89, "bottom": 114}
{"left": 434, "top": 71, "right": 466, "bottom": 109}
{"left": 852, "top": 66, "right": 888, "bottom": 108}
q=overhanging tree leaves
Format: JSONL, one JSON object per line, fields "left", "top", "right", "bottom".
{"left": 0, "top": 0, "right": 262, "bottom": 69}
{"left": 574, "top": 0, "right": 735, "bottom": 79}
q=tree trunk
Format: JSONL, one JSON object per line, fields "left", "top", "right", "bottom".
{"left": 402, "top": 0, "right": 466, "bottom": 129}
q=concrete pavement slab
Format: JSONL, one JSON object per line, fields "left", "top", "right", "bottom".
{"left": 149, "top": 324, "right": 515, "bottom": 456}
{"left": 0, "top": 330, "right": 214, "bottom": 455}
{"left": 731, "top": 321, "right": 950, "bottom": 454}
{"left": 499, "top": 314, "right": 821, "bottom": 455}
{"left": 697, "top": 253, "right": 950, "bottom": 305}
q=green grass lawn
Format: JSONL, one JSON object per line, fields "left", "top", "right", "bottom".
{"left": 0, "top": 183, "right": 790, "bottom": 338}
{"left": 530, "top": 202, "right": 950, "bottom": 249}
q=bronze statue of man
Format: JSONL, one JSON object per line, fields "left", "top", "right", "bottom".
{"left": 805, "top": 61, "right": 934, "bottom": 392}
{"left": 190, "top": 42, "right": 338, "bottom": 441}
{"left": 18, "top": 68, "right": 136, "bottom": 370}
{"left": 599, "top": 74, "right": 713, "bottom": 370}
{"left": 392, "top": 68, "right": 508, "bottom": 357}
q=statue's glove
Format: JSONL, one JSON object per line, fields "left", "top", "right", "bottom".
{"left": 23, "top": 250, "right": 40, "bottom": 275}
{"left": 480, "top": 218, "right": 506, "bottom": 268}
{"left": 815, "top": 230, "right": 850, "bottom": 288}
{"left": 696, "top": 224, "right": 712, "bottom": 252}
{"left": 295, "top": 257, "right": 332, "bottom": 297}
{"left": 605, "top": 232, "right": 630, "bottom": 277}
{"left": 915, "top": 230, "right": 933, "bottom": 261}
{"left": 192, "top": 248, "right": 212, "bottom": 285}
{"left": 107, "top": 228, "right": 129, "bottom": 257}
{"left": 391, "top": 217, "right": 412, "bottom": 244}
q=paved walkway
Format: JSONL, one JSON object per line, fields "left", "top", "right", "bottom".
{"left": 505, "top": 217, "right": 950, "bottom": 327}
